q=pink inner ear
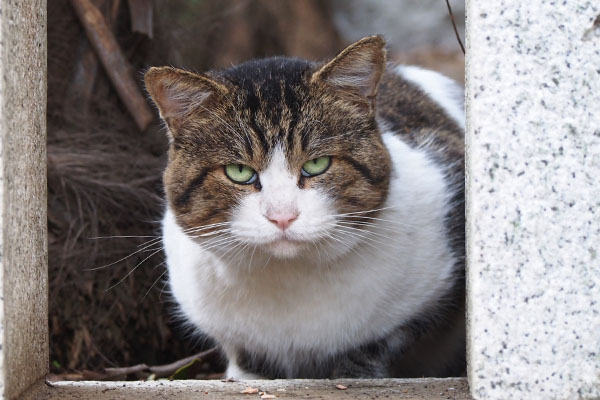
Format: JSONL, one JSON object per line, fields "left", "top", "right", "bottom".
{"left": 158, "top": 83, "right": 212, "bottom": 119}
{"left": 325, "top": 58, "right": 383, "bottom": 98}
{"left": 147, "top": 75, "right": 213, "bottom": 121}
{"left": 145, "top": 68, "right": 227, "bottom": 124}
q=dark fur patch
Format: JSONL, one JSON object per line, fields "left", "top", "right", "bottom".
{"left": 173, "top": 168, "right": 210, "bottom": 208}
{"left": 339, "top": 156, "right": 384, "bottom": 185}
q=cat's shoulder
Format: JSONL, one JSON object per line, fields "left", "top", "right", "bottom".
{"left": 377, "top": 65, "right": 464, "bottom": 132}
{"left": 377, "top": 65, "right": 465, "bottom": 165}
{"left": 393, "top": 65, "right": 464, "bottom": 130}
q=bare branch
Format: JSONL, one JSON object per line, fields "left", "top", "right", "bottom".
{"left": 445, "top": 0, "right": 465, "bottom": 54}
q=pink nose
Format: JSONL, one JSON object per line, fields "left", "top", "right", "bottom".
{"left": 266, "top": 210, "right": 299, "bottom": 230}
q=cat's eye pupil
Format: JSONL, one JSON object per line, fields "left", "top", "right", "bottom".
{"left": 301, "top": 156, "right": 331, "bottom": 177}
{"left": 225, "top": 164, "right": 257, "bottom": 185}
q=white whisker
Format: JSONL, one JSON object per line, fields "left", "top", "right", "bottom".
{"left": 328, "top": 205, "right": 401, "bottom": 217}
{"left": 327, "top": 222, "right": 404, "bottom": 242}
{"left": 105, "top": 247, "right": 164, "bottom": 292}
{"left": 338, "top": 215, "right": 415, "bottom": 228}
{"left": 142, "top": 268, "right": 168, "bottom": 300}
{"left": 201, "top": 237, "right": 239, "bottom": 252}
{"left": 89, "top": 235, "right": 160, "bottom": 239}
{"left": 332, "top": 219, "right": 409, "bottom": 235}
{"left": 87, "top": 239, "right": 164, "bottom": 271}
{"left": 332, "top": 227, "right": 392, "bottom": 250}
{"left": 247, "top": 244, "right": 258, "bottom": 271}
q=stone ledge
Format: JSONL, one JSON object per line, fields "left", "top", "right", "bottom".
{"left": 21, "top": 377, "right": 470, "bottom": 400}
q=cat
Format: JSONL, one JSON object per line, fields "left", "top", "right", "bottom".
{"left": 144, "top": 35, "right": 465, "bottom": 379}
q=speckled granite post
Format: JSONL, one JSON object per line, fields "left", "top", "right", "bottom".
{"left": 466, "top": 1, "right": 600, "bottom": 399}
{"left": 0, "top": 1, "right": 48, "bottom": 399}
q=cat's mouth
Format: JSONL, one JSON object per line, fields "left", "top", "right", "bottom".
{"left": 271, "top": 237, "right": 301, "bottom": 245}
{"left": 264, "top": 236, "right": 306, "bottom": 258}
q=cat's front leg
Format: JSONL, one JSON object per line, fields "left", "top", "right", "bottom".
{"left": 223, "top": 350, "right": 264, "bottom": 380}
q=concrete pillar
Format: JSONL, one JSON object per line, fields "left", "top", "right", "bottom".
{"left": 0, "top": 1, "right": 48, "bottom": 399}
{"left": 467, "top": 0, "right": 600, "bottom": 398}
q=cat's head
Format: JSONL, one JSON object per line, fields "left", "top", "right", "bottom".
{"left": 145, "top": 36, "right": 391, "bottom": 261}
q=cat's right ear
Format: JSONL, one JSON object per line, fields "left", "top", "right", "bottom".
{"left": 310, "top": 35, "right": 386, "bottom": 111}
{"left": 144, "top": 67, "right": 228, "bottom": 135}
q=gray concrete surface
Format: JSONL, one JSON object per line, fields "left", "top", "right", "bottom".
{"left": 466, "top": 0, "right": 600, "bottom": 398}
{"left": 0, "top": 1, "right": 48, "bottom": 399}
{"left": 23, "top": 378, "right": 470, "bottom": 400}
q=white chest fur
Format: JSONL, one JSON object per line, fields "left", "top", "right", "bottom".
{"left": 163, "top": 130, "right": 457, "bottom": 373}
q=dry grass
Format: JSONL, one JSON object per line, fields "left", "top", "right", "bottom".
{"left": 48, "top": 0, "right": 201, "bottom": 371}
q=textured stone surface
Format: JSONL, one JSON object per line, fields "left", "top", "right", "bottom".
{"left": 0, "top": 0, "right": 48, "bottom": 399}
{"left": 466, "top": 0, "right": 600, "bottom": 399}
{"left": 22, "top": 378, "right": 470, "bottom": 400}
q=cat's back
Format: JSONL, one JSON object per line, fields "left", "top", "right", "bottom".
{"left": 373, "top": 66, "right": 466, "bottom": 378}
{"left": 377, "top": 65, "right": 464, "bottom": 165}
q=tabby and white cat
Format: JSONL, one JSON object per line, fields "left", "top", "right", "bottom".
{"left": 145, "top": 36, "right": 465, "bottom": 379}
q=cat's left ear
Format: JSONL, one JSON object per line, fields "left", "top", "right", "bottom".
{"left": 311, "top": 35, "right": 386, "bottom": 109}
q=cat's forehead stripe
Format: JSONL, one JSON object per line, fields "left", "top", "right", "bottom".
{"left": 245, "top": 105, "right": 270, "bottom": 155}
{"left": 219, "top": 58, "right": 312, "bottom": 159}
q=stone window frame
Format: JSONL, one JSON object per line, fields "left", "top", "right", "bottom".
{"left": 1, "top": 1, "right": 599, "bottom": 399}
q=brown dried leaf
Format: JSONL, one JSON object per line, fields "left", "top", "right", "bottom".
{"left": 241, "top": 387, "right": 259, "bottom": 394}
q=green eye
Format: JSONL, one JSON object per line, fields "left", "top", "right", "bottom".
{"left": 225, "top": 164, "right": 257, "bottom": 184}
{"left": 301, "top": 156, "right": 331, "bottom": 177}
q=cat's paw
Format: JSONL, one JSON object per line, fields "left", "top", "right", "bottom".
{"left": 225, "top": 362, "right": 263, "bottom": 380}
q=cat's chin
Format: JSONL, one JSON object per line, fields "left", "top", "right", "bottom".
{"left": 263, "top": 238, "right": 305, "bottom": 259}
